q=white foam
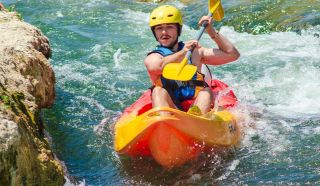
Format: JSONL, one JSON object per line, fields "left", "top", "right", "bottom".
{"left": 56, "top": 11, "right": 63, "bottom": 18}
{"left": 314, "top": 127, "right": 320, "bottom": 134}
{"left": 84, "top": 0, "right": 109, "bottom": 8}
{"left": 63, "top": 177, "right": 86, "bottom": 186}
{"left": 215, "top": 26, "right": 320, "bottom": 118}
{"left": 54, "top": 63, "right": 92, "bottom": 86}
{"left": 217, "top": 159, "right": 240, "bottom": 180}
{"left": 113, "top": 48, "right": 122, "bottom": 68}
{"left": 170, "top": 1, "right": 188, "bottom": 9}
{"left": 122, "top": 9, "right": 149, "bottom": 25}
{"left": 76, "top": 96, "right": 106, "bottom": 113}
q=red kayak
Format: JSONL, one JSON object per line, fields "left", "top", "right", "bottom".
{"left": 114, "top": 79, "right": 240, "bottom": 168}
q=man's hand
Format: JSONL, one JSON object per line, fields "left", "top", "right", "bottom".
{"left": 198, "top": 16, "right": 218, "bottom": 33}
{"left": 198, "top": 16, "right": 219, "bottom": 39}
{"left": 183, "top": 40, "right": 201, "bottom": 52}
{"left": 199, "top": 16, "right": 213, "bottom": 26}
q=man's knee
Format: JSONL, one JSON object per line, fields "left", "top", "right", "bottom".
{"left": 152, "top": 86, "right": 168, "bottom": 99}
{"left": 197, "top": 88, "right": 213, "bottom": 100}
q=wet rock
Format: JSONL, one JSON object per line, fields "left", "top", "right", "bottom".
{"left": 0, "top": 7, "right": 64, "bottom": 186}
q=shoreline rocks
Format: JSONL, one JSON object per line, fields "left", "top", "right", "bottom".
{"left": 0, "top": 6, "right": 65, "bottom": 185}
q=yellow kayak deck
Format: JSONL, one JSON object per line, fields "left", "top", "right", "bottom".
{"left": 114, "top": 107, "right": 240, "bottom": 168}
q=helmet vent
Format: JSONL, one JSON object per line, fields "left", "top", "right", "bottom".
{"left": 167, "top": 14, "right": 173, "bottom": 17}
{"left": 152, "top": 17, "right": 156, "bottom": 20}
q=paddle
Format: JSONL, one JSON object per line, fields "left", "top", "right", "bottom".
{"left": 162, "top": 0, "right": 224, "bottom": 81}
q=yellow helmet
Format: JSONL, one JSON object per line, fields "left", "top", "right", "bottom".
{"left": 149, "top": 5, "right": 183, "bottom": 27}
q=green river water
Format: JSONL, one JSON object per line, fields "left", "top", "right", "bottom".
{"left": 3, "top": 0, "right": 320, "bottom": 185}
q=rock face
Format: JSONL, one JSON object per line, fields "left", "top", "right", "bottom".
{"left": 0, "top": 7, "right": 65, "bottom": 186}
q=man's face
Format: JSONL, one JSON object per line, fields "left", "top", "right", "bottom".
{"left": 154, "top": 23, "right": 178, "bottom": 48}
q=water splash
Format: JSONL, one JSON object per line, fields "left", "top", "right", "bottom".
{"left": 213, "top": 86, "right": 233, "bottom": 112}
{"left": 56, "top": 11, "right": 63, "bottom": 18}
{"left": 217, "top": 159, "right": 240, "bottom": 180}
{"left": 113, "top": 48, "right": 122, "bottom": 68}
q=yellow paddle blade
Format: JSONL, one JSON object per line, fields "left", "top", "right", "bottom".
{"left": 209, "top": 0, "right": 224, "bottom": 21}
{"left": 163, "top": 63, "right": 197, "bottom": 81}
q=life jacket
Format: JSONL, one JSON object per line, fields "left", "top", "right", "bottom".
{"left": 148, "top": 42, "right": 210, "bottom": 108}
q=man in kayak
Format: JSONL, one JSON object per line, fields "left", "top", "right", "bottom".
{"left": 144, "top": 5, "right": 240, "bottom": 115}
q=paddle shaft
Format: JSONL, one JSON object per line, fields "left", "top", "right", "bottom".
{"left": 184, "top": 11, "right": 213, "bottom": 64}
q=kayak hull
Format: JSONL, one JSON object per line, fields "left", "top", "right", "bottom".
{"left": 114, "top": 79, "right": 240, "bottom": 168}
{"left": 115, "top": 107, "right": 239, "bottom": 168}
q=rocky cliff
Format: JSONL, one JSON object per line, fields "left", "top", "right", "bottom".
{"left": 0, "top": 5, "right": 65, "bottom": 185}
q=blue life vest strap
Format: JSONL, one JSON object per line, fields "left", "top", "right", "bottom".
{"left": 147, "top": 41, "right": 185, "bottom": 57}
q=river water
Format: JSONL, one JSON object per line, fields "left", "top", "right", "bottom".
{"left": 3, "top": 0, "right": 320, "bottom": 185}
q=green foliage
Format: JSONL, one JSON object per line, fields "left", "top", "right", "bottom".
{"left": 0, "top": 90, "right": 34, "bottom": 123}
{"left": 7, "top": 4, "right": 23, "bottom": 20}
{"left": 0, "top": 95, "right": 10, "bottom": 105}
{"left": 223, "top": 0, "right": 320, "bottom": 34}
